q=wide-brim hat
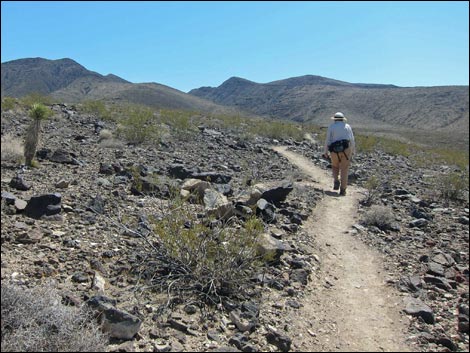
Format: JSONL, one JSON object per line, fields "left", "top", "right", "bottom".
{"left": 331, "top": 112, "right": 347, "bottom": 121}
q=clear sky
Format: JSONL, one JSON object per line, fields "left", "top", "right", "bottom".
{"left": 1, "top": 1, "right": 469, "bottom": 92}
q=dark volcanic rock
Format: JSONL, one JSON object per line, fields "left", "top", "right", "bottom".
{"left": 23, "top": 193, "right": 62, "bottom": 219}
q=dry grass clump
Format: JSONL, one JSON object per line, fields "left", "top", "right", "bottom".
{"left": 98, "top": 128, "right": 113, "bottom": 141}
{"left": 1, "top": 282, "right": 108, "bottom": 352}
{"left": 98, "top": 129, "right": 125, "bottom": 149}
{"left": 1, "top": 133, "right": 24, "bottom": 164}
{"left": 362, "top": 205, "right": 395, "bottom": 231}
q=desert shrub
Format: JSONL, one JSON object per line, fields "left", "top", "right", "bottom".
{"left": 1, "top": 282, "right": 108, "bottom": 352}
{"left": 80, "top": 100, "right": 112, "bottom": 120}
{"left": 248, "top": 119, "right": 304, "bottom": 140}
{"left": 116, "top": 105, "right": 159, "bottom": 144}
{"left": 432, "top": 170, "right": 469, "bottom": 202}
{"left": 97, "top": 129, "right": 124, "bottom": 148}
{"left": 98, "top": 128, "right": 113, "bottom": 141}
{"left": 432, "top": 148, "right": 468, "bottom": 170}
{"left": 1, "top": 97, "right": 17, "bottom": 111}
{"left": 361, "top": 175, "right": 382, "bottom": 206}
{"left": 362, "top": 205, "right": 395, "bottom": 231}
{"left": 24, "top": 103, "right": 52, "bottom": 167}
{"left": 136, "top": 196, "right": 266, "bottom": 305}
{"left": 1, "top": 134, "right": 24, "bottom": 164}
{"left": 378, "top": 137, "right": 412, "bottom": 157}
{"left": 414, "top": 147, "right": 469, "bottom": 170}
{"left": 20, "top": 92, "right": 54, "bottom": 107}
{"left": 158, "top": 109, "right": 195, "bottom": 133}
{"left": 355, "top": 134, "right": 378, "bottom": 153}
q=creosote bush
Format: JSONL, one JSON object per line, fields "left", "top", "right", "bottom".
{"left": 1, "top": 282, "right": 108, "bottom": 352}
{"left": 20, "top": 92, "right": 54, "bottom": 107}
{"left": 1, "top": 97, "right": 17, "bottom": 111}
{"left": 433, "top": 170, "right": 469, "bottom": 202}
{"left": 79, "top": 100, "right": 112, "bottom": 120}
{"left": 135, "top": 195, "right": 266, "bottom": 305}
{"left": 116, "top": 105, "right": 159, "bottom": 144}
{"left": 361, "top": 175, "right": 381, "bottom": 206}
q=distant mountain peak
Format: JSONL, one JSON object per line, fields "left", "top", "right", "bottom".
{"left": 1, "top": 57, "right": 127, "bottom": 97}
{"left": 221, "top": 76, "right": 257, "bottom": 86}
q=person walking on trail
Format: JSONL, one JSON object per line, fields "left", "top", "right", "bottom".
{"left": 322, "top": 112, "right": 355, "bottom": 196}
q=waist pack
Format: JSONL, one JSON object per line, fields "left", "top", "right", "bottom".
{"left": 329, "top": 139, "right": 350, "bottom": 153}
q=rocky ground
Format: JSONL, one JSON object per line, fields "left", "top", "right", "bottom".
{"left": 1, "top": 104, "right": 468, "bottom": 352}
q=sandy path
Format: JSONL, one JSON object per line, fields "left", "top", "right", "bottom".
{"left": 271, "top": 146, "right": 413, "bottom": 352}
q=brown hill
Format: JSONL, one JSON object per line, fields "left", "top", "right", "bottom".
{"left": 1, "top": 57, "right": 127, "bottom": 97}
{"left": 189, "top": 75, "right": 469, "bottom": 131}
{"left": 1, "top": 58, "right": 239, "bottom": 115}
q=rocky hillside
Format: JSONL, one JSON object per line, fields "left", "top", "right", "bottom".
{"left": 189, "top": 76, "right": 469, "bottom": 132}
{"left": 1, "top": 104, "right": 468, "bottom": 352}
{"left": 1, "top": 58, "right": 128, "bottom": 97}
{"left": 1, "top": 58, "right": 239, "bottom": 115}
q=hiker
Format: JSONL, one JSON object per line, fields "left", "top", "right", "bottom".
{"left": 322, "top": 112, "right": 355, "bottom": 196}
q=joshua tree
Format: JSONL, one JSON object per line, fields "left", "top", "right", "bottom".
{"left": 24, "top": 103, "right": 51, "bottom": 167}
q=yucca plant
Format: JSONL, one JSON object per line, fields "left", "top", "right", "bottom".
{"left": 24, "top": 103, "right": 51, "bottom": 167}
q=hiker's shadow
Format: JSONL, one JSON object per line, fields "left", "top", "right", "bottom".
{"left": 325, "top": 190, "right": 340, "bottom": 197}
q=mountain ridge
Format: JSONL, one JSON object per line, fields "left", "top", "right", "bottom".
{"left": 2, "top": 57, "right": 468, "bottom": 133}
{"left": 189, "top": 75, "right": 469, "bottom": 131}
{"left": 1, "top": 57, "right": 239, "bottom": 115}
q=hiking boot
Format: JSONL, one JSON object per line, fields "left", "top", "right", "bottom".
{"left": 333, "top": 180, "right": 340, "bottom": 190}
{"left": 339, "top": 188, "right": 346, "bottom": 196}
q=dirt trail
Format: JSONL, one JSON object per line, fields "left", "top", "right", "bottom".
{"left": 272, "top": 146, "right": 413, "bottom": 352}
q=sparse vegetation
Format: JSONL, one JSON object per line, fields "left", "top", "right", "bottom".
{"left": 134, "top": 194, "right": 266, "bottom": 305}
{"left": 1, "top": 282, "right": 108, "bottom": 352}
{"left": 355, "top": 134, "right": 379, "bottom": 153}
{"left": 98, "top": 128, "right": 113, "bottom": 141}
{"left": 414, "top": 146, "right": 469, "bottom": 170}
{"left": 20, "top": 92, "right": 54, "bottom": 107}
{"left": 431, "top": 170, "right": 469, "bottom": 202}
{"left": 362, "top": 175, "right": 381, "bottom": 206}
{"left": 1, "top": 133, "right": 24, "bottom": 164}
{"left": 354, "top": 134, "right": 413, "bottom": 156}
{"left": 116, "top": 104, "right": 159, "bottom": 144}
{"left": 362, "top": 205, "right": 395, "bottom": 231}
{"left": 158, "top": 109, "right": 195, "bottom": 133}
{"left": 249, "top": 119, "right": 305, "bottom": 140}
{"left": 1, "top": 97, "right": 17, "bottom": 111}
{"left": 79, "top": 100, "right": 112, "bottom": 120}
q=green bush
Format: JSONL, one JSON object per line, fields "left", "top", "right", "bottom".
{"left": 20, "top": 92, "right": 54, "bottom": 107}
{"left": 1, "top": 97, "right": 16, "bottom": 111}
{"left": 80, "top": 100, "right": 112, "bottom": 120}
{"left": 433, "top": 171, "right": 469, "bottom": 202}
{"left": 414, "top": 147, "right": 469, "bottom": 170}
{"left": 1, "top": 282, "right": 108, "bottom": 352}
{"left": 379, "top": 137, "right": 412, "bottom": 157}
{"left": 116, "top": 105, "right": 159, "bottom": 144}
{"left": 248, "top": 119, "right": 304, "bottom": 140}
{"left": 361, "top": 175, "right": 381, "bottom": 206}
{"left": 141, "top": 196, "right": 266, "bottom": 304}
{"left": 158, "top": 109, "right": 195, "bottom": 133}
{"left": 355, "top": 134, "right": 378, "bottom": 153}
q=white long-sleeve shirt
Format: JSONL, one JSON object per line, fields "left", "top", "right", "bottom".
{"left": 324, "top": 121, "right": 355, "bottom": 154}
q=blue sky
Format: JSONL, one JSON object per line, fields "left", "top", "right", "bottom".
{"left": 1, "top": 1, "right": 469, "bottom": 92}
